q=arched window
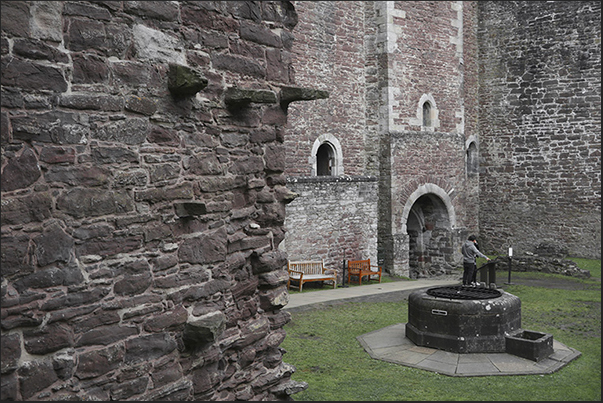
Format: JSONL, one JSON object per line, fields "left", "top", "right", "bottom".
{"left": 467, "top": 142, "right": 478, "bottom": 174}
{"left": 414, "top": 94, "right": 439, "bottom": 131}
{"left": 316, "top": 142, "right": 334, "bottom": 176}
{"left": 311, "top": 134, "right": 343, "bottom": 176}
{"left": 422, "top": 102, "right": 431, "bottom": 127}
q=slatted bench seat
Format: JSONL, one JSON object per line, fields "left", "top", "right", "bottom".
{"left": 287, "top": 260, "right": 337, "bottom": 292}
{"left": 347, "top": 259, "right": 382, "bottom": 285}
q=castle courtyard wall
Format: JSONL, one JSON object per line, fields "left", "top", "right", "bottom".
{"left": 477, "top": 1, "right": 601, "bottom": 258}
{"left": 1, "top": 1, "right": 306, "bottom": 400}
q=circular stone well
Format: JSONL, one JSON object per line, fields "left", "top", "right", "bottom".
{"left": 405, "top": 286, "right": 522, "bottom": 353}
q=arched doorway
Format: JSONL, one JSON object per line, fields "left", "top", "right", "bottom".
{"left": 406, "top": 193, "right": 454, "bottom": 278}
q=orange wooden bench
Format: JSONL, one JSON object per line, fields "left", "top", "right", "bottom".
{"left": 347, "top": 259, "right": 382, "bottom": 285}
{"left": 287, "top": 260, "right": 337, "bottom": 292}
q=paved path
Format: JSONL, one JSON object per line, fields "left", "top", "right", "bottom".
{"left": 284, "top": 277, "right": 459, "bottom": 312}
{"left": 283, "top": 277, "right": 582, "bottom": 377}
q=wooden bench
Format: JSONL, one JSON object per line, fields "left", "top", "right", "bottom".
{"left": 287, "top": 260, "right": 337, "bottom": 292}
{"left": 347, "top": 259, "right": 382, "bottom": 285}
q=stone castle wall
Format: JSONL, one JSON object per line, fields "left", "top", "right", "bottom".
{"left": 281, "top": 1, "right": 378, "bottom": 274}
{"left": 1, "top": 1, "right": 600, "bottom": 401}
{"left": 284, "top": 2, "right": 483, "bottom": 277}
{"left": 283, "top": 176, "right": 379, "bottom": 276}
{"left": 477, "top": 1, "right": 601, "bottom": 258}
{"left": 1, "top": 1, "right": 306, "bottom": 400}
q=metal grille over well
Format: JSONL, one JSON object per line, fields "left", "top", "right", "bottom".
{"left": 426, "top": 286, "right": 502, "bottom": 300}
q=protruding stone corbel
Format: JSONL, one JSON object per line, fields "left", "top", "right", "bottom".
{"left": 173, "top": 201, "right": 207, "bottom": 217}
{"left": 279, "top": 86, "right": 329, "bottom": 109}
{"left": 183, "top": 311, "right": 226, "bottom": 347}
{"left": 168, "top": 63, "right": 208, "bottom": 98}
{"left": 224, "top": 87, "right": 278, "bottom": 107}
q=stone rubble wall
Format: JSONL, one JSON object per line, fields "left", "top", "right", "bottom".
{"left": 282, "top": 176, "right": 379, "bottom": 279}
{"left": 477, "top": 1, "right": 601, "bottom": 259}
{"left": 1, "top": 1, "right": 306, "bottom": 401}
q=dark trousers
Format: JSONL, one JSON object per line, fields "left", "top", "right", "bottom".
{"left": 463, "top": 261, "right": 476, "bottom": 285}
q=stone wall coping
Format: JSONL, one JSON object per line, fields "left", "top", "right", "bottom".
{"left": 286, "top": 175, "right": 378, "bottom": 184}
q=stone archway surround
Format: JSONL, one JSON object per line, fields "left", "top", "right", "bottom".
{"left": 390, "top": 182, "right": 458, "bottom": 277}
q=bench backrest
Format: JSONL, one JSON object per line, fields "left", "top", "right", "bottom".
{"left": 348, "top": 259, "right": 371, "bottom": 271}
{"left": 288, "top": 260, "right": 325, "bottom": 274}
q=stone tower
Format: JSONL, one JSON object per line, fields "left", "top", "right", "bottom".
{"left": 283, "top": 1, "right": 600, "bottom": 281}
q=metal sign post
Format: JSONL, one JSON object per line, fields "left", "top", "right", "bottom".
{"left": 339, "top": 250, "right": 349, "bottom": 288}
{"left": 505, "top": 247, "right": 514, "bottom": 285}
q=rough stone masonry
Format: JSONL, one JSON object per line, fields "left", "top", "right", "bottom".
{"left": 0, "top": 1, "right": 601, "bottom": 401}
{"left": 1, "top": 1, "right": 312, "bottom": 400}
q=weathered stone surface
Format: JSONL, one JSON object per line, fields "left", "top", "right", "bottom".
{"left": 76, "top": 324, "right": 139, "bottom": 347}
{"left": 110, "top": 377, "right": 150, "bottom": 400}
{"left": 63, "top": 2, "right": 111, "bottom": 21}
{"left": 264, "top": 143, "right": 286, "bottom": 172}
{"left": 93, "top": 117, "right": 148, "bottom": 145}
{"left": 0, "top": 147, "right": 41, "bottom": 192}
{"left": 1, "top": 57, "right": 67, "bottom": 92}
{"left": 114, "top": 272, "right": 152, "bottom": 296}
{"left": 11, "top": 111, "right": 89, "bottom": 144}
{"left": 212, "top": 53, "right": 266, "bottom": 78}
{"left": 46, "top": 165, "right": 110, "bottom": 187}
{"left": 224, "top": 87, "right": 278, "bottom": 106}
{"left": 259, "top": 287, "right": 289, "bottom": 311}
{"left": 23, "top": 323, "right": 74, "bottom": 355}
{"left": 14, "top": 265, "right": 84, "bottom": 292}
{"left": 91, "top": 146, "right": 139, "bottom": 164}
{"left": 124, "top": 333, "right": 178, "bottom": 364}
{"left": 174, "top": 201, "right": 207, "bottom": 217}
{"left": 1, "top": 333, "right": 21, "bottom": 373}
{"left": 18, "top": 360, "right": 59, "bottom": 400}
{"left": 148, "top": 126, "right": 181, "bottom": 146}
{"left": 125, "top": 1, "right": 180, "bottom": 21}
{"left": 76, "top": 234, "right": 143, "bottom": 258}
{"left": 125, "top": 95, "right": 157, "bottom": 116}
{"left": 33, "top": 222, "right": 74, "bottom": 266}
{"left": 0, "top": 233, "right": 35, "bottom": 279}
{"left": 240, "top": 20, "right": 282, "bottom": 48}
{"left": 134, "top": 182, "right": 194, "bottom": 203}
{"left": 75, "top": 345, "right": 124, "bottom": 380}
{"left": 168, "top": 64, "right": 208, "bottom": 97}
{"left": 13, "top": 38, "right": 69, "bottom": 63}
{"left": 178, "top": 228, "right": 227, "bottom": 264}
{"left": 0, "top": 2, "right": 31, "bottom": 38}
{"left": 0, "top": 192, "right": 53, "bottom": 225}
{"left": 183, "top": 311, "right": 226, "bottom": 346}
{"left": 0, "top": 1, "right": 302, "bottom": 400}
{"left": 232, "top": 317, "right": 270, "bottom": 350}
{"left": 57, "top": 188, "right": 134, "bottom": 218}
{"left": 1, "top": 371, "right": 18, "bottom": 401}
{"left": 144, "top": 305, "right": 188, "bottom": 333}
{"left": 279, "top": 86, "right": 329, "bottom": 105}
{"left": 72, "top": 53, "right": 109, "bottom": 83}
{"left": 192, "top": 361, "right": 220, "bottom": 394}
{"left": 39, "top": 146, "right": 76, "bottom": 164}
{"left": 250, "top": 250, "right": 288, "bottom": 275}
{"left": 65, "top": 18, "right": 107, "bottom": 53}
{"left": 59, "top": 94, "right": 122, "bottom": 111}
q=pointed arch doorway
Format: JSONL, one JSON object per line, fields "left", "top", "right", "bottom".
{"left": 399, "top": 184, "right": 459, "bottom": 279}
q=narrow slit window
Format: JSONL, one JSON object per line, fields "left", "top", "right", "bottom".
{"left": 422, "top": 102, "right": 431, "bottom": 127}
{"left": 467, "top": 142, "right": 478, "bottom": 174}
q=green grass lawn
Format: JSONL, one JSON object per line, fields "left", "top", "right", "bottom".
{"left": 282, "top": 258, "right": 601, "bottom": 401}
